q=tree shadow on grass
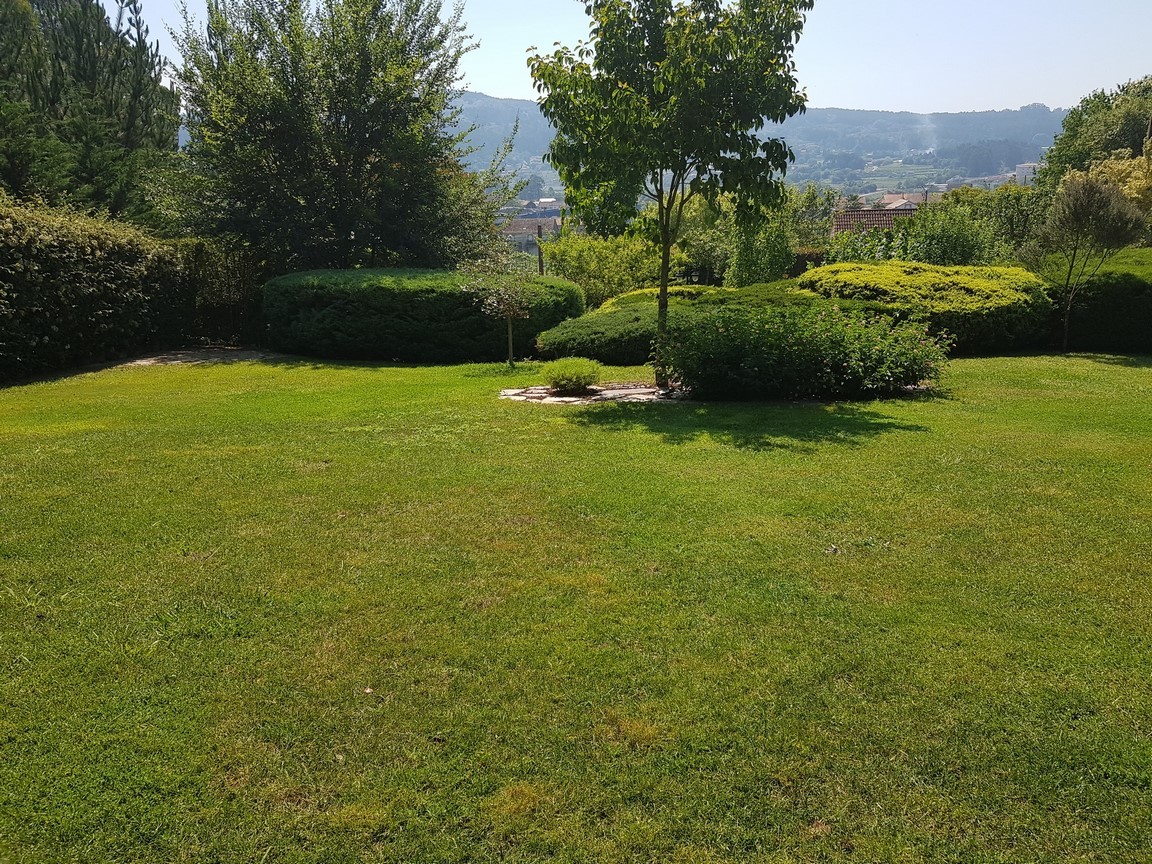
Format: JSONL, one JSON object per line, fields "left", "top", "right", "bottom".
{"left": 568, "top": 399, "right": 932, "bottom": 453}
{"left": 1068, "top": 352, "right": 1152, "bottom": 369}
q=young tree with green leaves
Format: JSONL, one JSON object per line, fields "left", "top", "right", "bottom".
{"left": 528, "top": 0, "right": 813, "bottom": 385}
{"left": 1024, "top": 173, "right": 1146, "bottom": 351}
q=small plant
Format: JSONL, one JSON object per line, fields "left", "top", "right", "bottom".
{"left": 540, "top": 357, "right": 602, "bottom": 395}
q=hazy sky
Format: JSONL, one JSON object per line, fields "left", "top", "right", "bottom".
{"left": 138, "top": 0, "right": 1151, "bottom": 113}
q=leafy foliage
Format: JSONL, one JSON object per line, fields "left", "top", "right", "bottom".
{"left": 540, "top": 357, "right": 602, "bottom": 394}
{"left": 799, "top": 262, "right": 1053, "bottom": 354}
{"left": 174, "top": 0, "right": 513, "bottom": 272}
{"left": 1038, "top": 75, "right": 1152, "bottom": 189}
{"left": 0, "top": 196, "right": 192, "bottom": 380}
{"left": 528, "top": 0, "right": 813, "bottom": 382}
{"left": 263, "top": 269, "right": 583, "bottom": 363}
{"left": 826, "top": 200, "right": 1001, "bottom": 267}
{"left": 0, "top": 0, "right": 178, "bottom": 219}
{"left": 537, "top": 282, "right": 902, "bottom": 365}
{"left": 663, "top": 305, "right": 948, "bottom": 401}
{"left": 1022, "top": 173, "right": 1146, "bottom": 350}
{"left": 540, "top": 229, "right": 664, "bottom": 307}
{"left": 1086, "top": 140, "right": 1152, "bottom": 216}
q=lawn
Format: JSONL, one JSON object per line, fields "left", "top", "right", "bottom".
{"left": 2, "top": 354, "right": 1150, "bottom": 863}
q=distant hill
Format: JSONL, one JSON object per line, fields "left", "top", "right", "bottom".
{"left": 451, "top": 92, "right": 1069, "bottom": 192}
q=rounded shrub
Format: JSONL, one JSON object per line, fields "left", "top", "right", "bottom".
{"left": 536, "top": 282, "right": 902, "bottom": 366}
{"left": 263, "top": 269, "right": 583, "bottom": 363}
{"left": 797, "top": 262, "right": 1052, "bottom": 355}
{"left": 663, "top": 306, "right": 949, "bottom": 401}
{"left": 540, "top": 357, "right": 602, "bottom": 394}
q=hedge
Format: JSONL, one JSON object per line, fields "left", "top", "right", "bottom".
{"left": 1066, "top": 271, "right": 1152, "bottom": 353}
{"left": 797, "top": 262, "right": 1052, "bottom": 354}
{"left": 263, "top": 269, "right": 584, "bottom": 363}
{"left": 0, "top": 198, "right": 194, "bottom": 382}
{"left": 537, "top": 282, "right": 901, "bottom": 366}
{"left": 664, "top": 305, "right": 948, "bottom": 401}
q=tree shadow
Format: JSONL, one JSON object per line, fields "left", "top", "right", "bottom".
{"left": 1068, "top": 352, "right": 1152, "bottom": 369}
{"left": 568, "top": 399, "right": 932, "bottom": 453}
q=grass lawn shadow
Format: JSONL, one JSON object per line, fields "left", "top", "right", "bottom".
{"left": 569, "top": 399, "right": 931, "bottom": 452}
{"left": 1069, "top": 352, "right": 1152, "bottom": 369}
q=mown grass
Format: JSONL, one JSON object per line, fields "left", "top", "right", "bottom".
{"left": 2, "top": 354, "right": 1151, "bottom": 863}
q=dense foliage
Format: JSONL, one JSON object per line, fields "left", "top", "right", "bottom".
{"left": 1065, "top": 271, "right": 1152, "bottom": 353}
{"left": 1038, "top": 75, "right": 1152, "bottom": 189}
{"left": 529, "top": 0, "right": 813, "bottom": 384}
{"left": 173, "top": 0, "right": 514, "bottom": 272}
{"left": 0, "top": 197, "right": 191, "bottom": 380}
{"left": 263, "top": 269, "right": 583, "bottom": 363}
{"left": 540, "top": 230, "right": 664, "bottom": 307}
{"left": 540, "top": 357, "right": 602, "bottom": 394}
{"left": 663, "top": 305, "right": 948, "bottom": 400}
{"left": 799, "top": 262, "right": 1052, "bottom": 354}
{"left": 537, "top": 283, "right": 901, "bottom": 366}
{"left": 826, "top": 200, "right": 1002, "bottom": 267}
{"left": 0, "top": 0, "right": 177, "bottom": 219}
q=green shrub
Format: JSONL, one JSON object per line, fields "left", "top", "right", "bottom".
{"left": 1065, "top": 271, "right": 1152, "bottom": 353}
{"left": 540, "top": 357, "right": 602, "bottom": 394}
{"left": 263, "top": 269, "right": 583, "bottom": 363}
{"left": 798, "top": 262, "right": 1052, "bottom": 354}
{"left": 0, "top": 197, "right": 195, "bottom": 382}
{"left": 540, "top": 231, "right": 663, "bottom": 307}
{"left": 663, "top": 306, "right": 949, "bottom": 401}
{"left": 537, "top": 282, "right": 902, "bottom": 365}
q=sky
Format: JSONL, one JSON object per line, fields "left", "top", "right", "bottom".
{"left": 136, "top": 0, "right": 1152, "bottom": 114}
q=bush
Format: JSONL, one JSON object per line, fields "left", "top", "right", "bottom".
{"left": 663, "top": 306, "right": 949, "bottom": 401}
{"left": 540, "top": 357, "right": 602, "bottom": 394}
{"left": 798, "top": 262, "right": 1052, "bottom": 354}
{"left": 263, "top": 269, "right": 584, "bottom": 363}
{"left": 537, "top": 282, "right": 902, "bottom": 365}
{"left": 540, "top": 231, "right": 663, "bottom": 307}
{"left": 0, "top": 197, "right": 195, "bottom": 382}
{"left": 1065, "top": 271, "right": 1152, "bottom": 353}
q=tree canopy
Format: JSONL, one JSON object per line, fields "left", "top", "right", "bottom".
{"left": 0, "top": 0, "right": 178, "bottom": 216}
{"left": 528, "top": 0, "right": 814, "bottom": 383}
{"left": 174, "top": 0, "right": 514, "bottom": 272}
{"left": 1038, "top": 75, "right": 1152, "bottom": 190}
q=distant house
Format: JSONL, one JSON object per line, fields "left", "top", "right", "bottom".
{"left": 831, "top": 209, "right": 916, "bottom": 236}
{"left": 501, "top": 216, "right": 562, "bottom": 253}
{"left": 884, "top": 198, "right": 917, "bottom": 210}
{"left": 1015, "top": 163, "right": 1039, "bottom": 185}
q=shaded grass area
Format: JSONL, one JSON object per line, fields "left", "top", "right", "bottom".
{"left": 2, "top": 355, "right": 1151, "bottom": 862}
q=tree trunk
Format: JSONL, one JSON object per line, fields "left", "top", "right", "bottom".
{"left": 654, "top": 223, "right": 672, "bottom": 388}
{"left": 1062, "top": 296, "right": 1072, "bottom": 353}
{"left": 506, "top": 314, "right": 515, "bottom": 369}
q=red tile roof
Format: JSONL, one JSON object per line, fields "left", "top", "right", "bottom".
{"left": 831, "top": 209, "right": 916, "bottom": 236}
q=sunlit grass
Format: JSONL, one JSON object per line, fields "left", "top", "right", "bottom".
{"left": 2, "top": 354, "right": 1150, "bottom": 862}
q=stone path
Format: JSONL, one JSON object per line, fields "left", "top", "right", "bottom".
{"left": 500, "top": 383, "right": 685, "bottom": 405}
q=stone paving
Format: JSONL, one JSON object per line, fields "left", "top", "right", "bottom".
{"left": 499, "top": 383, "right": 684, "bottom": 405}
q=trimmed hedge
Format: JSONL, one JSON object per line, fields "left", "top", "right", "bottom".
{"left": 664, "top": 305, "right": 948, "bottom": 401}
{"left": 0, "top": 198, "right": 194, "bottom": 382}
{"left": 797, "top": 262, "right": 1052, "bottom": 354}
{"left": 1066, "top": 272, "right": 1152, "bottom": 353}
{"left": 263, "top": 269, "right": 584, "bottom": 363}
{"left": 537, "top": 282, "right": 901, "bottom": 366}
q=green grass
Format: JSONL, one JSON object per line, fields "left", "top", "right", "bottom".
{"left": 2, "top": 354, "right": 1151, "bottom": 863}
{"left": 1102, "top": 245, "right": 1152, "bottom": 281}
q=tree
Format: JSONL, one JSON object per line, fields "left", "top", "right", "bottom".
{"left": 175, "top": 0, "right": 514, "bottom": 272}
{"left": 0, "top": 0, "right": 178, "bottom": 217}
{"left": 461, "top": 251, "right": 534, "bottom": 369}
{"left": 1038, "top": 76, "right": 1152, "bottom": 190}
{"left": 1024, "top": 173, "right": 1146, "bottom": 351}
{"left": 528, "top": 0, "right": 813, "bottom": 385}
{"left": 1087, "top": 140, "right": 1152, "bottom": 215}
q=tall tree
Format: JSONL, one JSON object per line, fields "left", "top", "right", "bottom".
{"left": 528, "top": 0, "right": 813, "bottom": 385}
{"left": 174, "top": 0, "right": 513, "bottom": 272}
{"left": 1038, "top": 76, "right": 1152, "bottom": 190}
{"left": 1024, "top": 173, "right": 1145, "bottom": 351}
{"left": 0, "top": 0, "right": 178, "bottom": 216}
